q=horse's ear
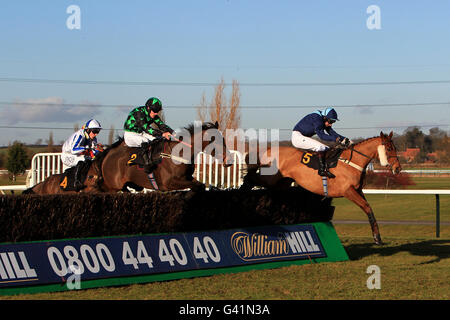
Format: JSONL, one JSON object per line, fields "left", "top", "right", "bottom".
{"left": 214, "top": 121, "right": 219, "bottom": 129}
{"left": 389, "top": 131, "right": 393, "bottom": 138}
{"left": 380, "top": 131, "right": 384, "bottom": 137}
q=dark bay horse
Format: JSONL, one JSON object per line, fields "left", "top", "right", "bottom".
{"left": 23, "top": 161, "right": 103, "bottom": 194}
{"left": 99, "top": 121, "right": 232, "bottom": 192}
{"left": 240, "top": 131, "right": 402, "bottom": 245}
{"left": 24, "top": 121, "right": 232, "bottom": 194}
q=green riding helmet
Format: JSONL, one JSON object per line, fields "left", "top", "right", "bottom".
{"left": 145, "top": 97, "right": 162, "bottom": 113}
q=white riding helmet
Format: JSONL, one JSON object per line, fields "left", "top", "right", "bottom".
{"left": 84, "top": 119, "right": 102, "bottom": 131}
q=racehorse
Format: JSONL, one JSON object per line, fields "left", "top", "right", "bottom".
{"left": 98, "top": 121, "right": 232, "bottom": 192}
{"left": 24, "top": 121, "right": 231, "bottom": 194}
{"left": 22, "top": 160, "right": 103, "bottom": 194}
{"left": 240, "top": 131, "right": 402, "bottom": 245}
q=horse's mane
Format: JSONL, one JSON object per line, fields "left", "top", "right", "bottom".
{"left": 183, "top": 122, "right": 218, "bottom": 135}
{"left": 90, "top": 137, "right": 124, "bottom": 190}
{"left": 93, "top": 136, "right": 124, "bottom": 165}
{"left": 353, "top": 136, "right": 381, "bottom": 146}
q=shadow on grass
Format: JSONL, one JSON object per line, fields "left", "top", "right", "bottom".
{"left": 345, "top": 239, "right": 450, "bottom": 264}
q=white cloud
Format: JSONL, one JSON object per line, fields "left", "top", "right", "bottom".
{"left": 358, "top": 106, "right": 374, "bottom": 114}
{"left": 1, "top": 97, "right": 102, "bottom": 124}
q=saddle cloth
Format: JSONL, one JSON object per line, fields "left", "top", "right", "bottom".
{"left": 59, "top": 160, "right": 92, "bottom": 191}
{"left": 299, "top": 148, "right": 344, "bottom": 170}
{"left": 127, "top": 139, "right": 165, "bottom": 167}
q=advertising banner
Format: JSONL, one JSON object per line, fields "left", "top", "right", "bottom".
{"left": 0, "top": 222, "right": 348, "bottom": 295}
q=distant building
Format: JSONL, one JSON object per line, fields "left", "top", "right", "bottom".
{"left": 398, "top": 148, "right": 420, "bottom": 162}
{"left": 398, "top": 148, "right": 438, "bottom": 163}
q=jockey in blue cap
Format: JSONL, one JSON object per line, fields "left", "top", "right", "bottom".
{"left": 61, "top": 119, "right": 103, "bottom": 190}
{"left": 292, "top": 107, "right": 352, "bottom": 178}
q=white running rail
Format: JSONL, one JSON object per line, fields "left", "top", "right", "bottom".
{"left": 29, "top": 153, "right": 64, "bottom": 187}
{"left": 1, "top": 150, "right": 245, "bottom": 193}
{"left": 195, "top": 150, "right": 244, "bottom": 189}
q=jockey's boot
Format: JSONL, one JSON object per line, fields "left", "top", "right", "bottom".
{"left": 73, "top": 162, "right": 85, "bottom": 190}
{"left": 139, "top": 142, "right": 155, "bottom": 173}
{"left": 143, "top": 163, "right": 157, "bottom": 174}
{"left": 318, "top": 151, "right": 336, "bottom": 179}
{"left": 136, "top": 142, "right": 150, "bottom": 165}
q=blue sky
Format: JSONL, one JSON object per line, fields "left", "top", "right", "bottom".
{"left": 1, "top": 0, "right": 450, "bottom": 145}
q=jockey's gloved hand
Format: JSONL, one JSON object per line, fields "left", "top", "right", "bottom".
{"left": 340, "top": 137, "right": 351, "bottom": 147}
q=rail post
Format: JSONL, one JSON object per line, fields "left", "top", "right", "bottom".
{"left": 435, "top": 194, "right": 440, "bottom": 238}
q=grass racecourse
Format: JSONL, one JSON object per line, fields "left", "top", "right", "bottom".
{"left": 1, "top": 177, "right": 449, "bottom": 300}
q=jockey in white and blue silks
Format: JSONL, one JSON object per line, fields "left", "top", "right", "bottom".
{"left": 61, "top": 119, "right": 102, "bottom": 190}
{"left": 292, "top": 107, "right": 351, "bottom": 178}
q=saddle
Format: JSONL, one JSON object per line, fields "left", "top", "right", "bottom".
{"left": 127, "top": 138, "right": 165, "bottom": 171}
{"left": 299, "top": 147, "right": 344, "bottom": 171}
{"left": 59, "top": 160, "right": 92, "bottom": 191}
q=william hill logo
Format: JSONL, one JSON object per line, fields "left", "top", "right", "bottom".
{"left": 230, "top": 230, "right": 324, "bottom": 262}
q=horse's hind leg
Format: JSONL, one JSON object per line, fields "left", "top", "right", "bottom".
{"left": 344, "top": 187, "right": 383, "bottom": 245}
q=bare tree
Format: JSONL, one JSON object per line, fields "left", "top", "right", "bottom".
{"left": 196, "top": 77, "right": 241, "bottom": 131}
{"left": 197, "top": 92, "right": 208, "bottom": 123}
{"left": 108, "top": 125, "right": 115, "bottom": 145}
{"left": 46, "top": 131, "right": 58, "bottom": 152}
{"left": 226, "top": 80, "right": 241, "bottom": 130}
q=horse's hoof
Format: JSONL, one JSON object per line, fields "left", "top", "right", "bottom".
{"left": 374, "top": 237, "right": 383, "bottom": 245}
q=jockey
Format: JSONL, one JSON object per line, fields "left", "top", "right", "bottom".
{"left": 123, "top": 97, "right": 174, "bottom": 171}
{"left": 292, "top": 107, "right": 351, "bottom": 178}
{"left": 61, "top": 119, "right": 103, "bottom": 190}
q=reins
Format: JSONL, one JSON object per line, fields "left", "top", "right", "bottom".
{"left": 160, "top": 138, "right": 191, "bottom": 165}
{"left": 338, "top": 141, "right": 376, "bottom": 172}
{"left": 171, "top": 136, "right": 192, "bottom": 148}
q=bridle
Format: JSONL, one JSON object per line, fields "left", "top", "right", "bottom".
{"left": 382, "top": 140, "right": 400, "bottom": 172}
{"left": 339, "top": 138, "right": 398, "bottom": 172}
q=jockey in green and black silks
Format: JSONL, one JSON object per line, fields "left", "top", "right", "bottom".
{"left": 123, "top": 97, "right": 174, "bottom": 147}
{"left": 123, "top": 97, "right": 174, "bottom": 172}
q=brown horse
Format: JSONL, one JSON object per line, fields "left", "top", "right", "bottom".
{"left": 240, "top": 131, "right": 402, "bottom": 245}
{"left": 22, "top": 161, "right": 103, "bottom": 194}
{"left": 25, "top": 121, "right": 231, "bottom": 194}
{"left": 98, "top": 121, "right": 232, "bottom": 192}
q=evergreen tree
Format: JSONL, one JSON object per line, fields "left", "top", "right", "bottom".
{"left": 6, "top": 141, "right": 29, "bottom": 181}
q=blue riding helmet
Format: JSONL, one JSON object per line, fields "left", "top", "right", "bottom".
{"left": 323, "top": 107, "right": 339, "bottom": 121}
{"left": 83, "top": 119, "right": 102, "bottom": 130}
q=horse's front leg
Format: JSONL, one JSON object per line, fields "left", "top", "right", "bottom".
{"left": 343, "top": 186, "right": 383, "bottom": 245}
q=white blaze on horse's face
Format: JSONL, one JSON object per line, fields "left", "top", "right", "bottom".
{"left": 377, "top": 145, "right": 389, "bottom": 167}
